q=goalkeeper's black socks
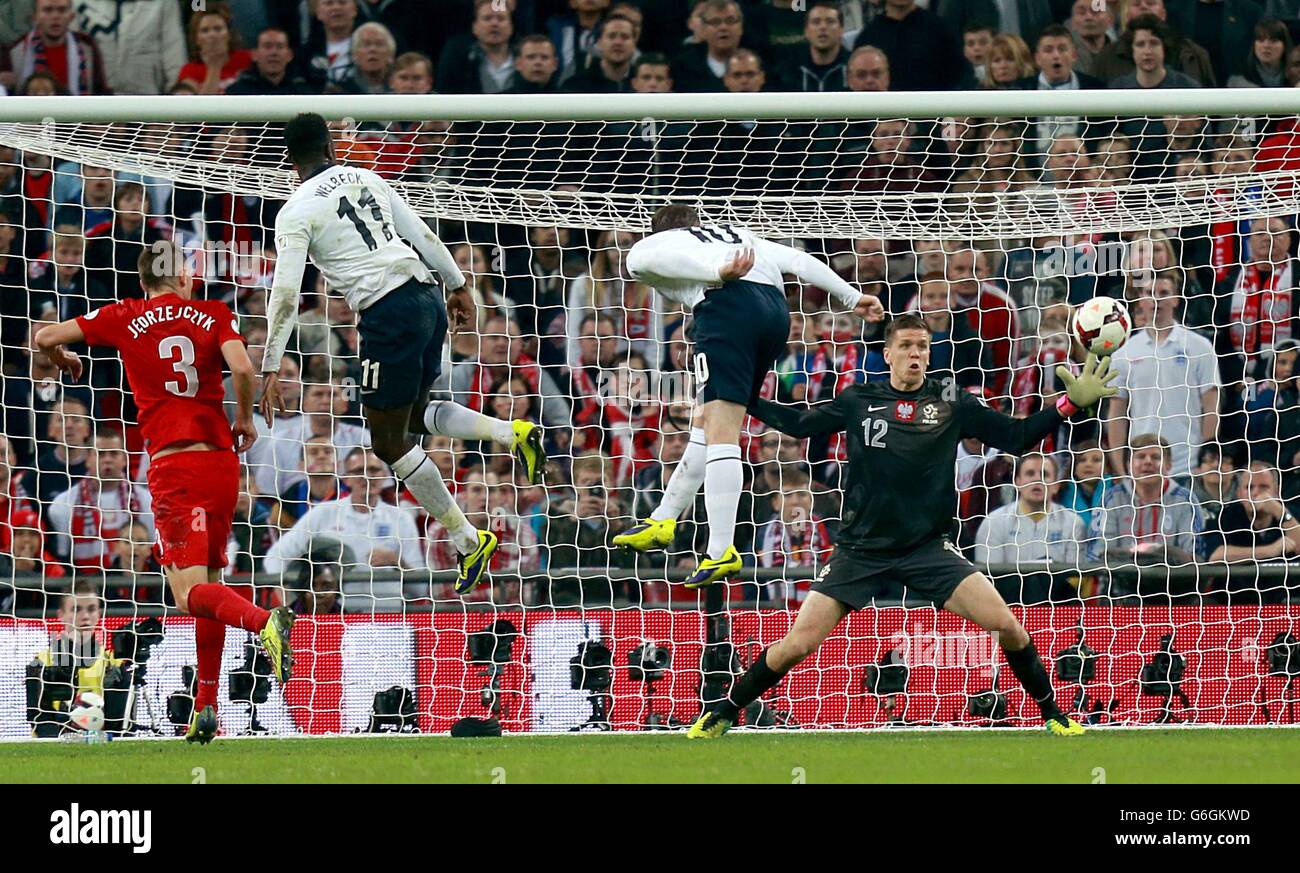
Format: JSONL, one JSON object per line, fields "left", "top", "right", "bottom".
{"left": 1003, "top": 640, "right": 1064, "bottom": 720}
{"left": 713, "top": 647, "right": 787, "bottom": 722}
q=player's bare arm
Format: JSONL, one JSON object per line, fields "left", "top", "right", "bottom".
{"left": 222, "top": 339, "right": 258, "bottom": 454}
{"left": 34, "top": 319, "right": 87, "bottom": 382}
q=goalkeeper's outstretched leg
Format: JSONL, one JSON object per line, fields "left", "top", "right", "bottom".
{"left": 943, "top": 573, "right": 1085, "bottom": 735}
{"left": 688, "top": 591, "right": 849, "bottom": 738}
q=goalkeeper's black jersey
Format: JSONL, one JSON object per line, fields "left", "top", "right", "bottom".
{"left": 750, "top": 379, "right": 1064, "bottom": 554}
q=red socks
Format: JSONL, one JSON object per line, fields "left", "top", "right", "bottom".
{"left": 194, "top": 618, "right": 224, "bottom": 712}
{"left": 187, "top": 583, "right": 270, "bottom": 633}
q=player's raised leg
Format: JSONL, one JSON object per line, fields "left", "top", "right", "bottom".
{"left": 688, "top": 590, "right": 850, "bottom": 738}
{"left": 613, "top": 420, "right": 707, "bottom": 552}
{"left": 943, "top": 573, "right": 1084, "bottom": 735}
{"left": 683, "top": 398, "right": 747, "bottom": 587}
{"left": 415, "top": 399, "right": 546, "bottom": 485}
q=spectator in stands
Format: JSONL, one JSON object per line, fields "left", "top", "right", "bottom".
{"left": 772, "top": 1, "right": 849, "bottom": 92}
{"left": 0, "top": 434, "right": 34, "bottom": 548}
{"left": 0, "top": 1, "right": 34, "bottom": 49}
{"left": 47, "top": 429, "right": 152, "bottom": 571}
{"left": 176, "top": 4, "right": 252, "bottom": 94}
{"left": 548, "top": 0, "right": 612, "bottom": 82}
{"left": 226, "top": 27, "right": 314, "bottom": 97}
{"left": 1226, "top": 17, "right": 1292, "bottom": 87}
{"left": 975, "top": 452, "right": 1087, "bottom": 602}
{"left": 4, "top": 507, "right": 63, "bottom": 588}
{"left": 2, "top": 317, "right": 92, "bottom": 468}
{"left": 1165, "top": 0, "right": 1261, "bottom": 87}
{"left": 430, "top": 468, "right": 540, "bottom": 599}
{"left": 1067, "top": 0, "right": 1116, "bottom": 77}
{"left": 943, "top": 243, "right": 1019, "bottom": 398}
{"left": 438, "top": 0, "right": 516, "bottom": 94}
{"left": 564, "top": 13, "right": 637, "bottom": 91}
{"left": 981, "top": 33, "right": 1036, "bottom": 88}
{"left": 306, "top": 0, "right": 360, "bottom": 88}
{"left": 755, "top": 462, "right": 834, "bottom": 607}
{"left": 1094, "top": 0, "right": 1216, "bottom": 86}
{"left": 505, "top": 224, "right": 574, "bottom": 351}
{"left": 229, "top": 466, "right": 279, "bottom": 576}
{"left": 854, "top": 0, "right": 966, "bottom": 91}
{"left": 109, "top": 518, "right": 158, "bottom": 578}
{"left": 53, "top": 164, "right": 114, "bottom": 231}
{"left": 0, "top": 0, "right": 110, "bottom": 95}
{"left": 388, "top": 50, "right": 434, "bottom": 94}
{"left": 506, "top": 34, "right": 562, "bottom": 93}
{"left": 451, "top": 313, "right": 571, "bottom": 429}
{"left": 935, "top": 0, "right": 1056, "bottom": 48}
{"left": 916, "top": 275, "right": 984, "bottom": 389}
{"left": 672, "top": 0, "right": 743, "bottom": 92}
{"left": 288, "top": 545, "right": 344, "bottom": 615}
{"left": 263, "top": 447, "right": 426, "bottom": 575}
{"left": 542, "top": 452, "right": 633, "bottom": 605}
{"left": 246, "top": 355, "right": 303, "bottom": 496}
{"left": 1090, "top": 433, "right": 1203, "bottom": 571}
{"left": 1017, "top": 26, "right": 1106, "bottom": 162}
{"left": 1213, "top": 216, "right": 1298, "bottom": 386}
{"left": 631, "top": 404, "right": 695, "bottom": 521}
{"left": 1109, "top": 14, "right": 1202, "bottom": 89}
{"left": 338, "top": 21, "right": 397, "bottom": 94}
{"left": 279, "top": 434, "right": 346, "bottom": 524}
{"left": 73, "top": 0, "right": 185, "bottom": 95}
{"left": 1059, "top": 440, "right": 1115, "bottom": 530}
{"left": 959, "top": 23, "right": 995, "bottom": 86}
{"left": 84, "top": 182, "right": 171, "bottom": 301}
{"left": 846, "top": 45, "right": 890, "bottom": 92}
{"left": 1192, "top": 442, "right": 1240, "bottom": 530}
{"left": 29, "top": 225, "right": 112, "bottom": 323}
{"left": 1243, "top": 339, "right": 1300, "bottom": 471}
{"left": 1205, "top": 462, "right": 1300, "bottom": 599}
{"left": 1108, "top": 270, "right": 1220, "bottom": 481}
{"left": 630, "top": 51, "right": 673, "bottom": 92}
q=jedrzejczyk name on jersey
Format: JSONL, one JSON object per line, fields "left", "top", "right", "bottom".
{"left": 625, "top": 224, "right": 863, "bottom": 310}
{"left": 262, "top": 164, "right": 465, "bottom": 372}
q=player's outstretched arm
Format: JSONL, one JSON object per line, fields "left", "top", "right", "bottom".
{"left": 33, "top": 319, "right": 87, "bottom": 381}
{"left": 755, "top": 239, "right": 883, "bottom": 322}
{"left": 962, "top": 355, "right": 1119, "bottom": 454}
{"left": 221, "top": 339, "right": 258, "bottom": 453}
{"left": 747, "top": 397, "right": 846, "bottom": 439}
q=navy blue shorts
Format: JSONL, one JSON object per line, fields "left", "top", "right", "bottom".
{"left": 690, "top": 280, "right": 790, "bottom": 406}
{"left": 356, "top": 278, "right": 448, "bottom": 410}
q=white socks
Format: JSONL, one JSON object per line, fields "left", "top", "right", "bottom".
{"left": 650, "top": 428, "right": 707, "bottom": 522}
{"left": 423, "top": 399, "right": 514, "bottom": 444}
{"left": 704, "top": 443, "right": 743, "bottom": 560}
{"left": 391, "top": 445, "right": 479, "bottom": 556}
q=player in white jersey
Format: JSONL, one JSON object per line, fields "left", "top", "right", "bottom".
{"left": 259, "top": 114, "right": 546, "bottom": 595}
{"left": 613, "top": 204, "right": 884, "bottom": 588}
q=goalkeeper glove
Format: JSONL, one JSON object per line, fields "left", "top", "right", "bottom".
{"left": 1054, "top": 353, "right": 1119, "bottom": 417}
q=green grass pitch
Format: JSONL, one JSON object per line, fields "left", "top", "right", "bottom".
{"left": 2, "top": 728, "right": 1299, "bottom": 783}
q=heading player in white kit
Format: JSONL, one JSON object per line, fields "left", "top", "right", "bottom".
{"left": 260, "top": 113, "right": 546, "bottom": 595}
{"left": 613, "top": 204, "right": 884, "bottom": 589}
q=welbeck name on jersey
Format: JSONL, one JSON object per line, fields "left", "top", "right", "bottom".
{"left": 313, "top": 170, "right": 367, "bottom": 198}
{"left": 124, "top": 304, "right": 217, "bottom": 340}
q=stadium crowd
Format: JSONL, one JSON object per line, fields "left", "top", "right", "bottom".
{"left": 3, "top": 0, "right": 1300, "bottom": 613}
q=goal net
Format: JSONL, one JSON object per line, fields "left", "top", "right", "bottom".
{"left": 2, "top": 91, "right": 1299, "bottom": 736}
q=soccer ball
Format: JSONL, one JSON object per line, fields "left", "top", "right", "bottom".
{"left": 68, "top": 691, "right": 105, "bottom": 732}
{"left": 1071, "top": 296, "right": 1131, "bottom": 356}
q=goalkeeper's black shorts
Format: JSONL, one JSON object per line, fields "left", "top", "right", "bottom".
{"left": 812, "top": 537, "right": 977, "bottom": 609}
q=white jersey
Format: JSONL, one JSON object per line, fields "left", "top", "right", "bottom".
{"left": 625, "top": 225, "right": 863, "bottom": 311}
{"left": 263, "top": 164, "right": 464, "bottom": 372}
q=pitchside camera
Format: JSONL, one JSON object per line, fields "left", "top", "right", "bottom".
{"left": 966, "top": 688, "right": 1008, "bottom": 722}
{"left": 112, "top": 617, "right": 164, "bottom": 665}
{"left": 1139, "top": 633, "right": 1186, "bottom": 698}
{"left": 229, "top": 642, "right": 273, "bottom": 706}
{"left": 468, "top": 619, "right": 520, "bottom": 666}
{"left": 1267, "top": 632, "right": 1300, "bottom": 678}
{"left": 1055, "top": 628, "right": 1098, "bottom": 685}
{"left": 627, "top": 642, "right": 670, "bottom": 683}
{"left": 570, "top": 640, "right": 613, "bottom": 693}
{"left": 862, "top": 648, "right": 908, "bottom": 696}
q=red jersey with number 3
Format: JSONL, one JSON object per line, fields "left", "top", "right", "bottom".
{"left": 76, "top": 293, "right": 243, "bottom": 455}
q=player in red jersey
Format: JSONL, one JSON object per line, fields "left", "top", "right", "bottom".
{"left": 35, "top": 242, "right": 294, "bottom": 745}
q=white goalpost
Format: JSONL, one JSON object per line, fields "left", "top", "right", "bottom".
{"left": 2, "top": 90, "right": 1299, "bottom": 736}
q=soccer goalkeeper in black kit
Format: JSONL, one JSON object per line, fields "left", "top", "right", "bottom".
{"left": 688, "top": 314, "right": 1118, "bottom": 738}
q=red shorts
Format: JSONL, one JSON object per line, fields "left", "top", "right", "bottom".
{"left": 147, "top": 449, "right": 239, "bottom": 569}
